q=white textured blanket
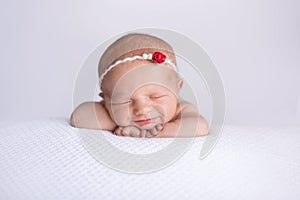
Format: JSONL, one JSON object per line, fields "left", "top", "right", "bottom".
{"left": 0, "top": 119, "right": 299, "bottom": 200}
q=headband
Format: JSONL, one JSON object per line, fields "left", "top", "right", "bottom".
{"left": 99, "top": 51, "right": 177, "bottom": 86}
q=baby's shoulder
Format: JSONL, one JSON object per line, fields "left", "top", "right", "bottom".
{"left": 175, "top": 99, "right": 199, "bottom": 118}
{"left": 178, "top": 98, "right": 197, "bottom": 110}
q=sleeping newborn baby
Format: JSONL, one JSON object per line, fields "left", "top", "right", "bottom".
{"left": 70, "top": 33, "right": 208, "bottom": 138}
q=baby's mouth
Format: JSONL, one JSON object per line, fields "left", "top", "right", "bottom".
{"left": 134, "top": 118, "right": 152, "bottom": 126}
{"left": 133, "top": 116, "right": 161, "bottom": 127}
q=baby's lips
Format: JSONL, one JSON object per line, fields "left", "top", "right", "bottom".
{"left": 134, "top": 118, "right": 153, "bottom": 126}
{"left": 133, "top": 115, "right": 157, "bottom": 122}
{"left": 134, "top": 118, "right": 151, "bottom": 122}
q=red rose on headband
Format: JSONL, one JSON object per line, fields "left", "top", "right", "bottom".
{"left": 152, "top": 52, "right": 166, "bottom": 63}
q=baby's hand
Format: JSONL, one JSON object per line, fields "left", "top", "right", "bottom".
{"left": 114, "top": 126, "right": 141, "bottom": 137}
{"left": 114, "top": 124, "right": 164, "bottom": 138}
{"left": 145, "top": 124, "right": 164, "bottom": 138}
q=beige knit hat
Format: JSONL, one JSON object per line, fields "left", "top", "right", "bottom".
{"left": 98, "top": 33, "right": 177, "bottom": 87}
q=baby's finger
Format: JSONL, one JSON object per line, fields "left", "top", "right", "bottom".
{"left": 130, "top": 127, "right": 140, "bottom": 137}
{"left": 143, "top": 129, "right": 151, "bottom": 138}
{"left": 114, "top": 127, "right": 122, "bottom": 136}
{"left": 140, "top": 129, "right": 147, "bottom": 138}
{"left": 149, "top": 127, "right": 158, "bottom": 136}
{"left": 155, "top": 124, "right": 163, "bottom": 132}
{"left": 146, "top": 129, "right": 156, "bottom": 138}
{"left": 121, "top": 128, "right": 131, "bottom": 137}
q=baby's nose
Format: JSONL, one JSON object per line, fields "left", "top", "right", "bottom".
{"left": 133, "top": 99, "right": 151, "bottom": 116}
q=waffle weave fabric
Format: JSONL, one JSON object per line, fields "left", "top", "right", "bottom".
{"left": 0, "top": 119, "right": 299, "bottom": 200}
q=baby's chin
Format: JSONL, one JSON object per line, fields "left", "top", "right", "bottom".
{"left": 136, "top": 124, "right": 155, "bottom": 130}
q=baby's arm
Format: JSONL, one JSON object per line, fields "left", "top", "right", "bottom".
{"left": 70, "top": 101, "right": 117, "bottom": 131}
{"left": 156, "top": 100, "right": 209, "bottom": 138}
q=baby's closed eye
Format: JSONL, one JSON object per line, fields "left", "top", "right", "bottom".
{"left": 111, "top": 93, "right": 169, "bottom": 105}
{"left": 111, "top": 100, "right": 132, "bottom": 105}
{"left": 150, "top": 95, "right": 167, "bottom": 99}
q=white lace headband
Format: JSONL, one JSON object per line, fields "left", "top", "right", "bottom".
{"left": 99, "top": 51, "right": 177, "bottom": 86}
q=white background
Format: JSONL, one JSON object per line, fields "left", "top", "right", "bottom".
{"left": 0, "top": 0, "right": 299, "bottom": 127}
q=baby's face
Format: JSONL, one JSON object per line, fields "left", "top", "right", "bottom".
{"left": 101, "top": 61, "right": 182, "bottom": 129}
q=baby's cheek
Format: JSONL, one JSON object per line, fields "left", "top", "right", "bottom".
{"left": 151, "top": 104, "right": 166, "bottom": 122}
{"left": 110, "top": 107, "right": 131, "bottom": 126}
{"left": 162, "top": 103, "right": 177, "bottom": 122}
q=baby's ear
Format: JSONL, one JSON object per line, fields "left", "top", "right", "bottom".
{"left": 177, "top": 79, "right": 183, "bottom": 92}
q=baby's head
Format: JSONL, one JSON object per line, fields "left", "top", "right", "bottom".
{"left": 98, "top": 33, "right": 183, "bottom": 129}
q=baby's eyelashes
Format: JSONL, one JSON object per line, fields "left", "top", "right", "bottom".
{"left": 150, "top": 95, "right": 167, "bottom": 99}
{"left": 111, "top": 100, "right": 132, "bottom": 105}
{"left": 111, "top": 95, "right": 168, "bottom": 105}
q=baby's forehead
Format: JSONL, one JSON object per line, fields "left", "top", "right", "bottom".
{"left": 110, "top": 83, "right": 169, "bottom": 97}
{"left": 106, "top": 82, "right": 173, "bottom": 98}
{"left": 102, "top": 64, "right": 179, "bottom": 97}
